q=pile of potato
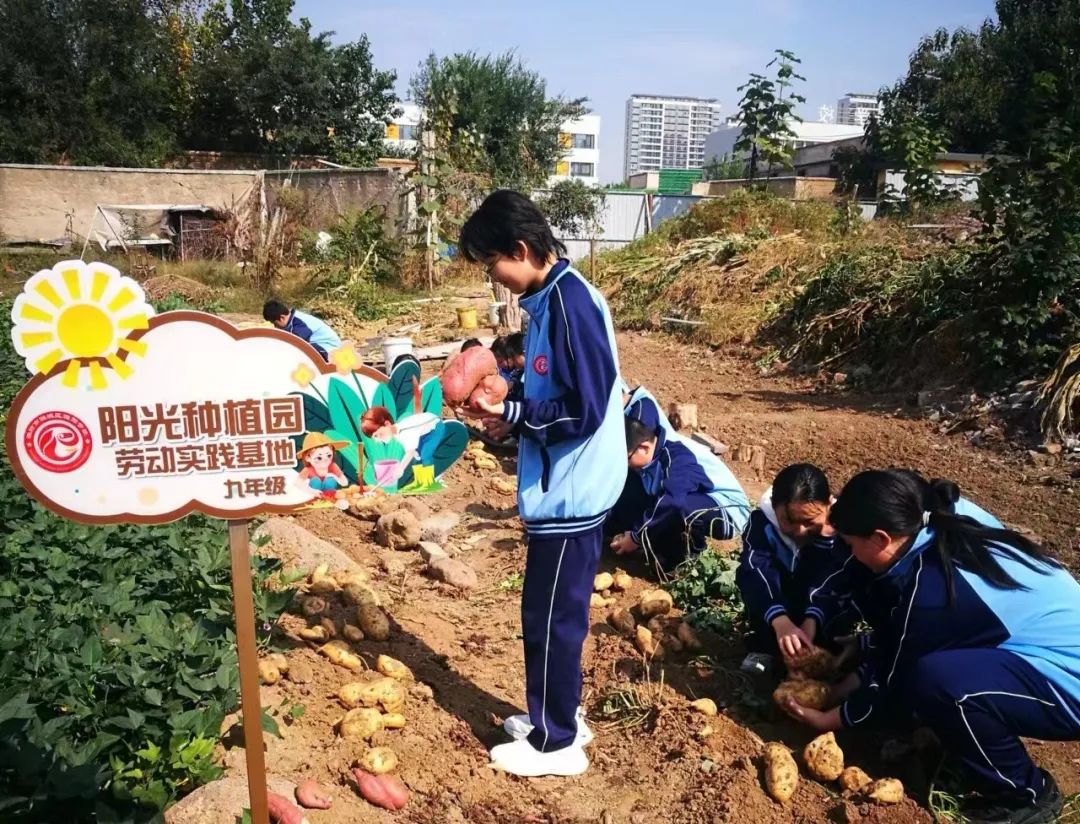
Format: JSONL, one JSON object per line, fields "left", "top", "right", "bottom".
{"left": 763, "top": 732, "right": 905, "bottom": 806}
{"left": 601, "top": 587, "right": 701, "bottom": 661}
{"left": 463, "top": 441, "right": 499, "bottom": 472}
{"left": 292, "top": 564, "right": 393, "bottom": 657}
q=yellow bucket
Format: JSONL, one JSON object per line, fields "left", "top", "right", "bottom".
{"left": 456, "top": 306, "right": 478, "bottom": 330}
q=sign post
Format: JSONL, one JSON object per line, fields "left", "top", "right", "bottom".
{"left": 229, "top": 519, "right": 270, "bottom": 824}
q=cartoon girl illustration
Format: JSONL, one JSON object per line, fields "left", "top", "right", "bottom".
{"left": 297, "top": 432, "right": 350, "bottom": 502}
{"left": 361, "top": 402, "right": 443, "bottom": 491}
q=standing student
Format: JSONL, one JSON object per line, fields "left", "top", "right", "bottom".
{"left": 459, "top": 189, "right": 627, "bottom": 777}
{"left": 735, "top": 463, "right": 848, "bottom": 672}
{"left": 784, "top": 469, "right": 1080, "bottom": 824}
{"left": 263, "top": 300, "right": 342, "bottom": 361}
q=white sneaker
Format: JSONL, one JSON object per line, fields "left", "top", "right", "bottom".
{"left": 489, "top": 738, "right": 589, "bottom": 777}
{"left": 502, "top": 708, "right": 594, "bottom": 746}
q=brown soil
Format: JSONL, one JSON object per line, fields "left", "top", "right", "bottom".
{"left": 241, "top": 330, "right": 1080, "bottom": 824}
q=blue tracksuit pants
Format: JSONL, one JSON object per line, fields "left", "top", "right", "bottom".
{"left": 909, "top": 647, "right": 1080, "bottom": 801}
{"left": 522, "top": 524, "right": 603, "bottom": 752}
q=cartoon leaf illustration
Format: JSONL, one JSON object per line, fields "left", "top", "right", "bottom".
{"left": 389, "top": 359, "right": 421, "bottom": 417}
{"left": 371, "top": 383, "right": 396, "bottom": 416}
{"left": 420, "top": 378, "right": 443, "bottom": 415}
{"left": 328, "top": 378, "right": 366, "bottom": 442}
{"left": 293, "top": 391, "right": 332, "bottom": 433}
{"left": 432, "top": 421, "right": 469, "bottom": 476}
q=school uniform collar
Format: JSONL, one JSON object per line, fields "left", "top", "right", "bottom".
{"left": 519, "top": 258, "right": 571, "bottom": 315}
{"left": 759, "top": 487, "right": 802, "bottom": 556}
{"left": 877, "top": 528, "right": 936, "bottom": 580}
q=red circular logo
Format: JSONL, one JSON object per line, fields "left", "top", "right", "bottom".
{"left": 533, "top": 355, "right": 549, "bottom": 375}
{"left": 24, "top": 411, "right": 93, "bottom": 474}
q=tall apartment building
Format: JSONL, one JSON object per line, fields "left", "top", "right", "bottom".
{"left": 550, "top": 114, "right": 601, "bottom": 187}
{"left": 623, "top": 95, "right": 724, "bottom": 179}
{"left": 836, "top": 93, "right": 882, "bottom": 128}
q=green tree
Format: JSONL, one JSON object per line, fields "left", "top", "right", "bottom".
{"left": 867, "top": 92, "right": 951, "bottom": 209}
{"left": 536, "top": 179, "right": 606, "bottom": 237}
{"left": 735, "top": 49, "right": 806, "bottom": 181}
{"left": 186, "top": 0, "right": 397, "bottom": 163}
{"left": 410, "top": 51, "right": 586, "bottom": 189}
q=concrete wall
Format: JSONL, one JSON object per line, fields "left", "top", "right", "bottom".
{"left": 691, "top": 177, "right": 838, "bottom": 200}
{"left": 0, "top": 164, "right": 403, "bottom": 244}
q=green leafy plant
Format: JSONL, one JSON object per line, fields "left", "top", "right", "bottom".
{"left": 536, "top": 180, "right": 606, "bottom": 238}
{"left": 667, "top": 549, "right": 745, "bottom": 634}
{"left": 735, "top": 50, "right": 807, "bottom": 181}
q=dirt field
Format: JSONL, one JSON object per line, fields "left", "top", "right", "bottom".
{"left": 238, "top": 329, "right": 1080, "bottom": 824}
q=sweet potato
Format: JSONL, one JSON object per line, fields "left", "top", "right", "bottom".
{"left": 612, "top": 570, "right": 632, "bottom": 591}
{"left": 638, "top": 589, "right": 673, "bottom": 617}
{"left": 690, "top": 698, "right": 718, "bottom": 717}
{"left": 440, "top": 346, "right": 498, "bottom": 407}
{"left": 358, "top": 604, "right": 391, "bottom": 641}
{"left": 468, "top": 373, "right": 509, "bottom": 410}
{"left": 376, "top": 655, "right": 413, "bottom": 682}
{"left": 593, "top": 572, "right": 614, "bottom": 592}
{"left": 839, "top": 766, "right": 872, "bottom": 793}
{"left": 351, "top": 768, "right": 408, "bottom": 811}
{"left": 319, "top": 640, "right": 364, "bottom": 672}
{"left": 764, "top": 742, "right": 799, "bottom": 803}
{"left": 608, "top": 608, "right": 636, "bottom": 635}
{"left": 359, "top": 746, "right": 399, "bottom": 775}
{"left": 785, "top": 645, "right": 841, "bottom": 681}
{"left": 337, "top": 707, "right": 383, "bottom": 740}
{"left": 342, "top": 624, "right": 365, "bottom": 643}
{"left": 867, "top": 778, "right": 905, "bottom": 804}
{"left": 677, "top": 621, "right": 702, "bottom": 651}
{"left": 773, "top": 679, "right": 831, "bottom": 711}
{"left": 295, "top": 779, "right": 332, "bottom": 810}
{"left": 268, "top": 791, "right": 310, "bottom": 824}
{"left": 635, "top": 625, "right": 664, "bottom": 659}
{"left": 804, "top": 731, "right": 845, "bottom": 781}
{"left": 380, "top": 712, "right": 407, "bottom": 729}
{"left": 258, "top": 660, "right": 281, "bottom": 685}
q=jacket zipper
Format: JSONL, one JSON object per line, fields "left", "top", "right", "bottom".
{"left": 539, "top": 447, "right": 551, "bottom": 493}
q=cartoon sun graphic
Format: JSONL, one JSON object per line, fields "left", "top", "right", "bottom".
{"left": 11, "top": 260, "right": 155, "bottom": 389}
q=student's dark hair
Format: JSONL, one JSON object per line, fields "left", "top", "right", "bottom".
{"left": 504, "top": 332, "right": 525, "bottom": 358}
{"left": 771, "top": 463, "right": 830, "bottom": 508}
{"left": 830, "top": 469, "right": 1060, "bottom": 603}
{"left": 262, "top": 300, "right": 289, "bottom": 321}
{"left": 490, "top": 336, "right": 507, "bottom": 359}
{"left": 459, "top": 189, "right": 567, "bottom": 264}
{"left": 460, "top": 338, "right": 483, "bottom": 352}
{"left": 625, "top": 417, "right": 658, "bottom": 453}
{"left": 391, "top": 353, "right": 420, "bottom": 372}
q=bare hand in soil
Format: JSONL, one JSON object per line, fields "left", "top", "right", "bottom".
{"left": 783, "top": 697, "right": 840, "bottom": 732}
{"left": 772, "top": 615, "right": 813, "bottom": 658}
{"left": 610, "top": 532, "right": 638, "bottom": 554}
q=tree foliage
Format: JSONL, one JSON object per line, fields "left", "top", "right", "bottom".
{"left": 536, "top": 180, "right": 606, "bottom": 237}
{"left": 735, "top": 50, "right": 806, "bottom": 181}
{"left": 0, "top": 0, "right": 397, "bottom": 166}
{"left": 410, "top": 51, "right": 587, "bottom": 190}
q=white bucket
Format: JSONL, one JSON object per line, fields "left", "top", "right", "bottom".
{"left": 382, "top": 337, "right": 413, "bottom": 369}
{"left": 488, "top": 301, "right": 504, "bottom": 326}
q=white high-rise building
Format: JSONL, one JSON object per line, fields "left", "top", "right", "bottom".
{"left": 836, "top": 93, "right": 882, "bottom": 128}
{"left": 623, "top": 94, "right": 724, "bottom": 179}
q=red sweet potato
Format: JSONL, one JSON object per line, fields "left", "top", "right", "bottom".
{"left": 467, "top": 373, "right": 509, "bottom": 410}
{"left": 440, "top": 346, "right": 497, "bottom": 406}
{"left": 350, "top": 768, "right": 409, "bottom": 811}
{"left": 295, "top": 779, "right": 332, "bottom": 810}
{"left": 267, "top": 791, "right": 310, "bottom": 824}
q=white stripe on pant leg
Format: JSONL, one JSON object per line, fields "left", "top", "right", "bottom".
{"left": 956, "top": 691, "right": 1057, "bottom": 802}
{"left": 539, "top": 539, "right": 569, "bottom": 752}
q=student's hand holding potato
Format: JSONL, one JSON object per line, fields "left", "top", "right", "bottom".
{"left": 772, "top": 614, "right": 813, "bottom": 658}
{"left": 610, "top": 532, "right": 638, "bottom": 555}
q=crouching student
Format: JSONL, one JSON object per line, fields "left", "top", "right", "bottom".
{"left": 735, "top": 463, "right": 848, "bottom": 673}
{"left": 459, "top": 189, "right": 627, "bottom": 777}
{"left": 784, "top": 469, "right": 1080, "bottom": 824}
{"left": 609, "top": 411, "right": 750, "bottom": 577}
{"left": 492, "top": 332, "right": 526, "bottom": 402}
{"left": 263, "top": 300, "right": 342, "bottom": 361}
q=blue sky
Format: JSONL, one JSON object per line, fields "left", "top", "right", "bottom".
{"left": 294, "top": 0, "right": 997, "bottom": 182}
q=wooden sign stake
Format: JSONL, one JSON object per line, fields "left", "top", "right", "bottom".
{"left": 228, "top": 519, "right": 270, "bottom": 824}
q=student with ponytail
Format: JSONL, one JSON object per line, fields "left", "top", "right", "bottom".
{"left": 783, "top": 469, "right": 1080, "bottom": 824}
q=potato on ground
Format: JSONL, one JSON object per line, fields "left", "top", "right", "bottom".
{"left": 358, "top": 604, "right": 391, "bottom": 641}
{"left": 380, "top": 712, "right": 407, "bottom": 729}
{"left": 266, "top": 653, "right": 289, "bottom": 674}
{"left": 839, "top": 766, "right": 873, "bottom": 793}
{"left": 319, "top": 640, "right": 364, "bottom": 672}
{"left": 638, "top": 589, "right": 673, "bottom": 617}
{"left": 343, "top": 582, "right": 380, "bottom": 609}
{"left": 593, "top": 572, "right": 614, "bottom": 592}
{"left": 376, "top": 654, "right": 413, "bottom": 682}
{"left": 690, "top": 698, "right": 718, "bottom": 716}
{"left": 677, "top": 621, "right": 702, "bottom": 650}
{"left": 258, "top": 660, "right": 281, "bottom": 685}
{"left": 338, "top": 677, "right": 405, "bottom": 713}
{"left": 337, "top": 708, "right": 383, "bottom": 741}
{"left": 763, "top": 743, "right": 799, "bottom": 802}
{"left": 635, "top": 625, "right": 664, "bottom": 659}
{"left": 773, "top": 679, "right": 831, "bottom": 711}
{"left": 803, "top": 731, "right": 845, "bottom": 781}
{"left": 298, "top": 625, "right": 329, "bottom": 643}
{"left": 608, "top": 608, "right": 636, "bottom": 635}
{"left": 867, "top": 778, "right": 905, "bottom": 804}
{"left": 359, "top": 746, "right": 399, "bottom": 775}
{"left": 612, "top": 570, "right": 632, "bottom": 591}
{"left": 785, "top": 644, "right": 841, "bottom": 681}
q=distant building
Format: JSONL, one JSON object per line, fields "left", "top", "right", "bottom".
{"left": 550, "top": 114, "right": 601, "bottom": 187}
{"left": 383, "top": 102, "right": 422, "bottom": 152}
{"left": 626, "top": 168, "right": 704, "bottom": 195}
{"left": 704, "top": 120, "right": 865, "bottom": 170}
{"left": 836, "top": 93, "right": 882, "bottom": 128}
{"left": 624, "top": 95, "right": 724, "bottom": 179}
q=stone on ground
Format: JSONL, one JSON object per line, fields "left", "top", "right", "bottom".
{"left": 349, "top": 493, "right": 397, "bottom": 522}
{"left": 419, "top": 511, "right": 461, "bottom": 545}
{"left": 252, "top": 518, "right": 360, "bottom": 574}
{"left": 164, "top": 776, "right": 296, "bottom": 824}
{"left": 419, "top": 541, "right": 450, "bottom": 564}
{"left": 398, "top": 497, "right": 433, "bottom": 521}
{"left": 427, "top": 557, "right": 478, "bottom": 590}
{"left": 376, "top": 510, "right": 422, "bottom": 550}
